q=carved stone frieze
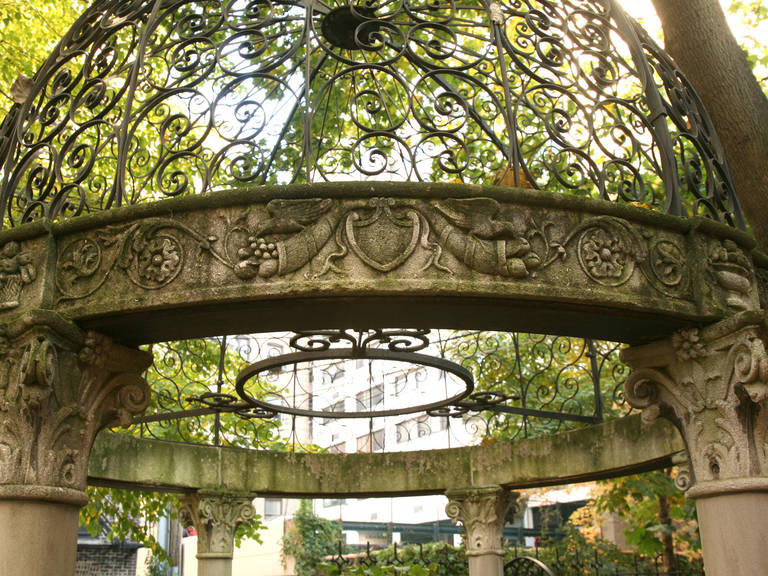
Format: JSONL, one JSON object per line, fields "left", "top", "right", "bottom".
{"left": 0, "top": 241, "right": 37, "bottom": 310}
{"left": 622, "top": 314, "right": 768, "bottom": 494}
{"left": 46, "top": 190, "right": 760, "bottom": 346}
{"left": 179, "top": 492, "right": 256, "bottom": 559}
{"left": 0, "top": 317, "right": 151, "bottom": 495}
{"left": 445, "top": 486, "right": 518, "bottom": 557}
{"left": 54, "top": 196, "right": 697, "bottom": 295}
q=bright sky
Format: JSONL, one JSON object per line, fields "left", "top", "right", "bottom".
{"left": 617, "top": 0, "right": 766, "bottom": 41}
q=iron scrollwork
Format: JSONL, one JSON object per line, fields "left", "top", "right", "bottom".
{"left": 128, "top": 329, "right": 632, "bottom": 449}
{"left": 0, "top": 0, "right": 744, "bottom": 229}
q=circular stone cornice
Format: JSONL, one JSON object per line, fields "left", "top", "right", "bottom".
{"left": 0, "top": 183, "right": 762, "bottom": 346}
{"left": 0, "top": 485, "right": 88, "bottom": 507}
{"left": 88, "top": 414, "right": 684, "bottom": 496}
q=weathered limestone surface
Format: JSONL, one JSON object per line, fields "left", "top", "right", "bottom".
{"left": 623, "top": 312, "right": 768, "bottom": 490}
{"left": 0, "top": 183, "right": 760, "bottom": 345}
{"left": 88, "top": 415, "right": 683, "bottom": 495}
{"left": 0, "top": 183, "right": 763, "bottom": 575}
{"left": 446, "top": 486, "right": 517, "bottom": 576}
{"left": 0, "top": 311, "right": 151, "bottom": 576}
{"left": 180, "top": 492, "right": 256, "bottom": 576}
{"left": 622, "top": 312, "right": 768, "bottom": 576}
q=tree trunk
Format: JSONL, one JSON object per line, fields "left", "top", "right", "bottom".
{"left": 650, "top": 0, "right": 768, "bottom": 252}
{"left": 658, "top": 489, "right": 675, "bottom": 576}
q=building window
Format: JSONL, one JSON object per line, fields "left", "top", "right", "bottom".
{"left": 265, "top": 498, "right": 282, "bottom": 519}
{"left": 396, "top": 417, "right": 434, "bottom": 443}
{"left": 357, "top": 429, "right": 384, "bottom": 453}
{"left": 321, "top": 400, "right": 345, "bottom": 424}
{"left": 355, "top": 384, "right": 384, "bottom": 411}
{"left": 329, "top": 442, "right": 345, "bottom": 454}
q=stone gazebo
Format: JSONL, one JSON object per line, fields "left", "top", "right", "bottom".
{"left": 0, "top": 0, "right": 766, "bottom": 574}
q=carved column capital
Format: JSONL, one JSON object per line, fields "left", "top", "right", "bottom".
{"left": 0, "top": 313, "right": 151, "bottom": 503}
{"left": 180, "top": 491, "right": 257, "bottom": 559}
{"left": 445, "top": 486, "right": 517, "bottom": 557}
{"left": 622, "top": 312, "right": 768, "bottom": 497}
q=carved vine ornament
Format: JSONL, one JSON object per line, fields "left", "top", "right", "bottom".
{"left": 622, "top": 316, "right": 768, "bottom": 496}
{"left": 50, "top": 196, "right": 756, "bottom": 307}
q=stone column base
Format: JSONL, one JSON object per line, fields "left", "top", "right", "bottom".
{"left": 468, "top": 554, "right": 504, "bottom": 576}
{"left": 695, "top": 492, "right": 768, "bottom": 576}
{"left": 197, "top": 557, "right": 233, "bottom": 576}
{"left": 0, "top": 499, "right": 81, "bottom": 576}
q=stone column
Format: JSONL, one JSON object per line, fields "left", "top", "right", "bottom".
{"left": 445, "top": 486, "right": 518, "bottom": 576}
{"left": 180, "top": 491, "right": 256, "bottom": 576}
{"left": 622, "top": 312, "right": 768, "bottom": 576}
{"left": 0, "top": 313, "right": 152, "bottom": 576}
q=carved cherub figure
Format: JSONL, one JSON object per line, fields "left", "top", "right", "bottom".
{"left": 0, "top": 241, "right": 36, "bottom": 309}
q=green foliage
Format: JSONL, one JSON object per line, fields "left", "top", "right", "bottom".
{"left": 325, "top": 565, "right": 431, "bottom": 576}
{"left": 0, "top": 1, "right": 87, "bottom": 115}
{"left": 146, "top": 554, "right": 173, "bottom": 576}
{"left": 446, "top": 332, "right": 627, "bottom": 442}
{"left": 322, "top": 542, "right": 467, "bottom": 576}
{"left": 594, "top": 470, "right": 700, "bottom": 559}
{"left": 525, "top": 530, "right": 705, "bottom": 575}
{"left": 282, "top": 500, "right": 343, "bottom": 576}
{"left": 528, "top": 531, "right": 633, "bottom": 574}
{"left": 729, "top": 1, "right": 768, "bottom": 92}
{"left": 80, "top": 487, "right": 179, "bottom": 563}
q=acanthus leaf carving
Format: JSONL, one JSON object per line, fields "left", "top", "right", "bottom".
{"left": 180, "top": 492, "right": 256, "bottom": 558}
{"left": 622, "top": 318, "right": 768, "bottom": 491}
{"left": 445, "top": 486, "right": 517, "bottom": 557}
{"left": 0, "top": 323, "right": 151, "bottom": 492}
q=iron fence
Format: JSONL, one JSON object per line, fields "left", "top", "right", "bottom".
{"left": 318, "top": 541, "right": 705, "bottom": 576}
{"left": 517, "top": 544, "right": 705, "bottom": 576}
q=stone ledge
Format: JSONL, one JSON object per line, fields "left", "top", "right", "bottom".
{"left": 88, "top": 414, "right": 683, "bottom": 495}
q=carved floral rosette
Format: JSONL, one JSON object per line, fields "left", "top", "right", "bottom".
{"left": 445, "top": 486, "right": 518, "bottom": 557}
{"left": 180, "top": 491, "right": 256, "bottom": 558}
{"left": 622, "top": 313, "right": 768, "bottom": 494}
{"left": 0, "top": 319, "right": 151, "bottom": 497}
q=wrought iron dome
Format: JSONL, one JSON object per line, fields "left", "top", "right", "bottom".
{"left": 0, "top": 0, "right": 747, "bottom": 228}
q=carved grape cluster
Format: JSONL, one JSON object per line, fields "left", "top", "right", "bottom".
{"left": 234, "top": 236, "right": 280, "bottom": 279}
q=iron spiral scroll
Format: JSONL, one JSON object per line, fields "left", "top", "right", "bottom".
{"left": 0, "top": 0, "right": 744, "bottom": 228}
